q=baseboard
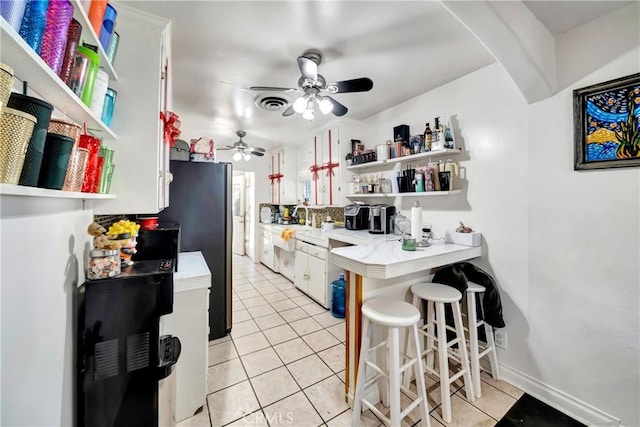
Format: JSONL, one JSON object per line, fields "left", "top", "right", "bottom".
{"left": 499, "top": 363, "right": 621, "bottom": 427}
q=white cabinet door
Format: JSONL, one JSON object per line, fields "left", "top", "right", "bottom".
{"left": 261, "top": 232, "right": 276, "bottom": 271}
{"left": 294, "top": 250, "right": 308, "bottom": 292}
{"left": 307, "top": 254, "right": 327, "bottom": 307}
{"left": 278, "top": 249, "right": 295, "bottom": 282}
{"left": 93, "top": 5, "right": 171, "bottom": 214}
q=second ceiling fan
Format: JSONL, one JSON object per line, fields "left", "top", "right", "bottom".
{"left": 250, "top": 49, "right": 373, "bottom": 120}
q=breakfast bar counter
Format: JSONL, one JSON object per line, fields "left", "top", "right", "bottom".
{"left": 329, "top": 240, "right": 482, "bottom": 402}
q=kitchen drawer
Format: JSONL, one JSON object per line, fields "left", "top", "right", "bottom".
{"left": 307, "top": 245, "right": 326, "bottom": 260}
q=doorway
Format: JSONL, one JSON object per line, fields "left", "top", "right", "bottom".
{"left": 231, "top": 171, "right": 256, "bottom": 259}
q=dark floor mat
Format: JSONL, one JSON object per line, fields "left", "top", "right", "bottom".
{"left": 495, "top": 393, "right": 586, "bottom": 427}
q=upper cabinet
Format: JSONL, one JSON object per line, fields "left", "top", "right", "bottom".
{"left": 267, "top": 147, "right": 297, "bottom": 204}
{"left": 93, "top": 4, "right": 171, "bottom": 214}
{"left": 306, "top": 119, "right": 360, "bottom": 206}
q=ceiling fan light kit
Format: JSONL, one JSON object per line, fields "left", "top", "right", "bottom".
{"left": 217, "top": 130, "right": 265, "bottom": 161}
{"left": 250, "top": 49, "right": 373, "bottom": 121}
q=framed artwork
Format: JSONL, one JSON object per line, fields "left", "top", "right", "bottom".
{"left": 573, "top": 72, "right": 640, "bottom": 170}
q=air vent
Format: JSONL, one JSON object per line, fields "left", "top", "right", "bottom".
{"left": 94, "top": 339, "right": 119, "bottom": 381}
{"left": 126, "top": 332, "right": 149, "bottom": 372}
{"left": 255, "top": 95, "right": 289, "bottom": 111}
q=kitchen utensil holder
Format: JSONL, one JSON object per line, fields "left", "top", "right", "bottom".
{"left": 0, "top": 107, "right": 37, "bottom": 184}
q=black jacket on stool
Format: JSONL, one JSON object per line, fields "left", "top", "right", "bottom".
{"left": 429, "top": 262, "right": 505, "bottom": 342}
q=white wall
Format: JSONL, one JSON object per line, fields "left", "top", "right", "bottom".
{"left": 355, "top": 45, "right": 639, "bottom": 427}
{"left": 1, "top": 197, "right": 92, "bottom": 426}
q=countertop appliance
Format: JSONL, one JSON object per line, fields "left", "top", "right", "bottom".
{"left": 78, "top": 260, "right": 180, "bottom": 427}
{"left": 345, "top": 204, "right": 370, "bottom": 230}
{"left": 159, "top": 160, "right": 232, "bottom": 340}
{"left": 369, "top": 204, "right": 396, "bottom": 234}
{"left": 133, "top": 222, "right": 181, "bottom": 271}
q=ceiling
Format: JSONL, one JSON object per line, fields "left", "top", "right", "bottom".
{"left": 123, "top": 1, "right": 633, "bottom": 152}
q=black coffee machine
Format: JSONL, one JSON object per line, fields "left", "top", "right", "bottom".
{"left": 368, "top": 204, "right": 396, "bottom": 234}
{"left": 345, "top": 203, "right": 370, "bottom": 230}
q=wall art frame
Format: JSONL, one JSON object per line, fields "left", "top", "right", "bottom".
{"left": 573, "top": 72, "right": 640, "bottom": 170}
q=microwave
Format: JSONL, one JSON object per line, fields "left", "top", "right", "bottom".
{"left": 133, "top": 223, "right": 181, "bottom": 271}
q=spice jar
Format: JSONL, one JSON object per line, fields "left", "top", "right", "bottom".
{"left": 88, "top": 249, "right": 120, "bottom": 279}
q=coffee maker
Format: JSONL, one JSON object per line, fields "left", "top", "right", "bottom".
{"left": 368, "top": 204, "right": 396, "bottom": 234}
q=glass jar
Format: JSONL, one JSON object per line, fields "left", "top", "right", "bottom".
{"left": 88, "top": 249, "right": 120, "bottom": 280}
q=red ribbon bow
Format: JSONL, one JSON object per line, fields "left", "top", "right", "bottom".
{"left": 160, "top": 111, "right": 181, "bottom": 147}
{"left": 324, "top": 161, "right": 339, "bottom": 177}
{"left": 268, "top": 173, "right": 284, "bottom": 183}
{"left": 309, "top": 164, "right": 322, "bottom": 181}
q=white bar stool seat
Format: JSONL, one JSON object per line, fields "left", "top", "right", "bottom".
{"left": 405, "top": 282, "right": 475, "bottom": 423}
{"left": 352, "top": 298, "right": 431, "bottom": 427}
{"left": 464, "top": 282, "right": 500, "bottom": 398}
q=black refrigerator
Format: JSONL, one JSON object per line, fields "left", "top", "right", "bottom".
{"left": 159, "top": 160, "right": 232, "bottom": 340}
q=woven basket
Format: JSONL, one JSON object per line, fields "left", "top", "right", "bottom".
{"left": 0, "top": 107, "right": 37, "bottom": 184}
{"left": 0, "top": 63, "right": 14, "bottom": 109}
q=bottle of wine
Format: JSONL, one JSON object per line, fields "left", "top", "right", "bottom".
{"left": 423, "top": 123, "right": 432, "bottom": 151}
{"left": 444, "top": 118, "right": 454, "bottom": 149}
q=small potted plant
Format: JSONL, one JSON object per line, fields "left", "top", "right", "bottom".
{"left": 345, "top": 152, "right": 353, "bottom": 166}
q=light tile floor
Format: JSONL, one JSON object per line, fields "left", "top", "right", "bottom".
{"left": 178, "top": 255, "right": 524, "bottom": 427}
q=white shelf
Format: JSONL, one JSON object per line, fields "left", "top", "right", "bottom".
{"left": 71, "top": 0, "right": 119, "bottom": 81}
{"left": 0, "top": 18, "right": 117, "bottom": 139}
{"left": 346, "top": 190, "right": 461, "bottom": 198}
{"left": 0, "top": 183, "right": 116, "bottom": 199}
{"left": 346, "top": 148, "right": 462, "bottom": 171}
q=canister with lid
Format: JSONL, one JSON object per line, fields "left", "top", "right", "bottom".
{"left": 88, "top": 249, "right": 121, "bottom": 280}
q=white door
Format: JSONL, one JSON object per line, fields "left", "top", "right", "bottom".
{"left": 232, "top": 174, "right": 245, "bottom": 255}
{"left": 307, "top": 254, "right": 327, "bottom": 307}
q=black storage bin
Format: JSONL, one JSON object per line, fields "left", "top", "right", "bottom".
{"left": 6, "top": 93, "right": 53, "bottom": 187}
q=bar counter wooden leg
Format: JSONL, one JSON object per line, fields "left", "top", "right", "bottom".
{"left": 345, "top": 271, "right": 363, "bottom": 403}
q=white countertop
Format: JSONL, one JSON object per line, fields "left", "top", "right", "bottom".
{"left": 174, "top": 251, "right": 211, "bottom": 292}
{"left": 329, "top": 240, "right": 482, "bottom": 279}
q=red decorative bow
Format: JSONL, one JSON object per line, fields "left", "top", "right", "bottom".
{"left": 324, "top": 161, "right": 339, "bottom": 177}
{"left": 268, "top": 173, "right": 283, "bottom": 183}
{"left": 309, "top": 164, "right": 322, "bottom": 181}
{"left": 160, "top": 111, "right": 181, "bottom": 147}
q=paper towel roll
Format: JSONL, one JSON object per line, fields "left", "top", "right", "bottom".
{"left": 411, "top": 204, "right": 422, "bottom": 242}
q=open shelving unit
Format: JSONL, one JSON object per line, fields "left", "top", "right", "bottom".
{"left": 0, "top": 183, "right": 116, "bottom": 199}
{"left": 346, "top": 148, "right": 461, "bottom": 171}
{"left": 0, "top": 18, "right": 117, "bottom": 138}
{"left": 345, "top": 190, "right": 461, "bottom": 198}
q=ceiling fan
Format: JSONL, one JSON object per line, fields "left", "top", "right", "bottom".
{"left": 217, "top": 130, "right": 265, "bottom": 161}
{"left": 250, "top": 49, "right": 373, "bottom": 120}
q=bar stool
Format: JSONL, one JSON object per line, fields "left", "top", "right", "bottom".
{"left": 405, "top": 282, "right": 475, "bottom": 423}
{"left": 464, "top": 282, "right": 500, "bottom": 398}
{"left": 352, "top": 298, "right": 431, "bottom": 427}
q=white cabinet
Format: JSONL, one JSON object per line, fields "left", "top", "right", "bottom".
{"left": 260, "top": 228, "right": 277, "bottom": 272}
{"left": 93, "top": 4, "right": 172, "bottom": 214}
{"left": 277, "top": 248, "right": 295, "bottom": 282}
{"left": 294, "top": 240, "right": 329, "bottom": 307}
{"left": 268, "top": 148, "right": 298, "bottom": 204}
{"left": 304, "top": 119, "right": 361, "bottom": 206}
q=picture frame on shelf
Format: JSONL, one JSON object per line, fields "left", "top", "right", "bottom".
{"left": 573, "top": 72, "right": 640, "bottom": 170}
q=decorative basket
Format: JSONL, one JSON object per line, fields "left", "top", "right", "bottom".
{"left": 0, "top": 107, "right": 37, "bottom": 184}
{"left": 0, "top": 63, "right": 14, "bottom": 108}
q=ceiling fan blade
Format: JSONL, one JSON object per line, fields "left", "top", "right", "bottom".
{"left": 249, "top": 86, "right": 299, "bottom": 92}
{"left": 325, "top": 96, "right": 348, "bottom": 117}
{"left": 247, "top": 146, "right": 265, "bottom": 153}
{"left": 327, "top": 77, "right": 373, "bottom": 93}
{"left": 249, "top": 151, "right": 265, "bottom": 157}
{"left": 297, "top": 56, "right": 317, "bottom": 84}
{"left": 282, "top": 105, "right": 295, "bottom": 117}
